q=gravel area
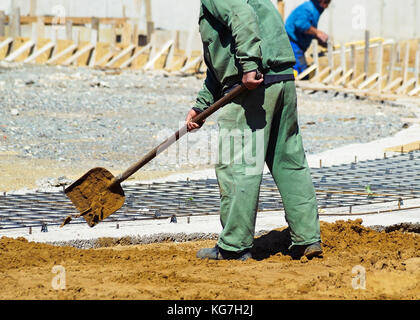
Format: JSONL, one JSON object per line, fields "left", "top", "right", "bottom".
{"left": 0, "top": 63, "right": 417, "bottom": 174}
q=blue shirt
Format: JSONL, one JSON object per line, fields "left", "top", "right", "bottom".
{"left": 285, "top": 0, "right": 324, "bottom": 51}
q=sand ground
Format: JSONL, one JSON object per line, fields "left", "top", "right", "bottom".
{"left": 0, "top": 153, "right": 196, "bottom": 192}
{"left": 0, "top": 220, "right": 419, "bottom": 300}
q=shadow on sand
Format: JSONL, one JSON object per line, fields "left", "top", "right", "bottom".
{"left": 251, "top": 228, "right": 293, "bottom": 261}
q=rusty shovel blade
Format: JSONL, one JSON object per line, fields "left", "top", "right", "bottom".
{"left": 62, "top": 167, "right": 125, "bottom": 227}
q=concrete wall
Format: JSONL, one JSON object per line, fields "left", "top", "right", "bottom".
{"left": 285, "top": 0, "right": 420, "bottom": 42}
{"left": 1, "top": 0, "right": 203, "bottom": 32}
{"left": 1, "top": 0, "right": 279, "bottom": 32}
{"left": 0, "top": 0, "right": 419, "bottom": 41}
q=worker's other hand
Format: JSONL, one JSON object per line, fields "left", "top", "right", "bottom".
{"left": 185, "top": 109, "right": 205, "bottom": 132}
{"left": 318, "top": 39, "right": 328, "bottom": 48}
{"left": 316, "top": 30, "right": 329, "bottom": 44}
{"left": 242, "top": 70, "right": 264, "bottom": 90}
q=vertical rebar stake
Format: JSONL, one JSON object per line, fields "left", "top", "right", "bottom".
{"left": 398, "top": 198, "right": 403, "bottom": 209}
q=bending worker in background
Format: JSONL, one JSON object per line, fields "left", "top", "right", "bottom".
{"left": 185, "top": 0, "right": 322, "bottom": 261}
{"left": 285, "top": 0, "right": 331, "bottom": 75}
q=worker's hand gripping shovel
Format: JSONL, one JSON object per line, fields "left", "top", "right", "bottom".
{"left": 61, "top": 75, "right": 261, "bottom": 227}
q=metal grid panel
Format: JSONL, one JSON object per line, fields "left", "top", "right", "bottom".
{"left": 0, "top": 151, "right": 419, "bottom": 229}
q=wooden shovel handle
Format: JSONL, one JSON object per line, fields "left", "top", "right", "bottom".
{"left": 109, "top": 83, "right": 247, "bottom": 187}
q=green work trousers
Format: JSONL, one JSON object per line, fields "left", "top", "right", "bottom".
{"left": 215, "top": 80, "right": 320, "bottom": 252}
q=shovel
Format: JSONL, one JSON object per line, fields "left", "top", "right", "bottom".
{"left": 61, "top": 82, "right": 248, "bottom": 228}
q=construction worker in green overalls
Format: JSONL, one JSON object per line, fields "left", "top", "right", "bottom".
{"left": 185, "top": 0, "right": 322, "bottom": 260}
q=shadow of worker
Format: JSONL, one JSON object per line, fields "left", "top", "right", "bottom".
{"left": 241, "top": 85, "right": 267, "bottom": 132}
{"left": 251, "top": 228, "right": 293, "bottom": 261}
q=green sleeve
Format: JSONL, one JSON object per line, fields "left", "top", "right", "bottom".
{"left": 201, "top": 0, "right": 262, "bottom": 73}
{"left": 194, "top": 69, "right": 223, "bottom": 112}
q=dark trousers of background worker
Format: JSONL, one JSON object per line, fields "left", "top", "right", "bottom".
{"left": 289, "top": 40, "right": 309, "bottom": 79}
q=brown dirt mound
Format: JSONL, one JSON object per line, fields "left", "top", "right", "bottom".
{"left": 0, "top": 219, "right": 419, "bottom": 300}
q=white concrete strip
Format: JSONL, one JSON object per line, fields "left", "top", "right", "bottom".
{"left": 119, "top": 43, "right": 152, "bottom": 69}
{"left": 143, "top": 40, "right": 173, "bottom": 71}
{"left": 105, "top": 45, "right": 135, "bottom": 68}
{"left": 4, "top": 40, "right": 35, "bottom": 62}
{"left": 358, "top": 73, "right": 379, "bottom": 90}
{"left": 95, "top": 51, "right": 114, "bottom": 67}
{"left": 306, "top": 123, "right": 420, "bottom": 168}
{"left": 0, "top": 37, "right": 13, "bottom": 51}
{"left": 1, "top": 202, "right": 419, "bottom": 244}
{"left": 408, "top": 85, "right": 420, "bottom": 97}
{"left": 24, "top": 42, "right": 55, "bottom": 63}
{"left": 47, "top": 44, "right": 78, "bottom": 64}
{"left": 123, "top": 122, "right": 420, "bottom": 185}
{"left": 62, "top": 44, "right": 95, "bottom": 66}
{"left": 179, "top": 55, "right": 202, "bottom": 73}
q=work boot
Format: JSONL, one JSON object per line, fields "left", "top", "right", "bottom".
{"left": 290, "top": 241, "right": 323, "bottom": 259}
{"left": 303, "top": 241, "right": 323, "bottom": 258}
{"left": 196, "top": 245, "right": 252, "bottom": 261}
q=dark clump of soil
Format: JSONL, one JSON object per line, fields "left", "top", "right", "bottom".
{"left": 369, "top": 223, "right": 420, "bottom": 234}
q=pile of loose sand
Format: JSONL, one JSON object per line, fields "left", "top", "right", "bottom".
{"left": 0, "top": 219, "right": 418, "bottom": 300}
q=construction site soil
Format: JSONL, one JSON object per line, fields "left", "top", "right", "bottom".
{"left": 0, "top": 219, "right": 419, "bottom": 300}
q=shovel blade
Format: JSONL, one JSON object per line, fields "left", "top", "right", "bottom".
{"left": 64, "top": 167, "right": 125, "bottom": 227}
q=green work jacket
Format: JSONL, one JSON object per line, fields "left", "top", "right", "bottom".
{"left": 194, "top": 0, "right": 296, "bottom": 112}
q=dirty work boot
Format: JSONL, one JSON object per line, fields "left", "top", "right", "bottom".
{"left": 303, "top": 242, "right": 323, "bottom": 258}
{"left": 196, "top": 245, "right": 252, "bottom": 261}
{"left": 290, "top": 241, "right": 323, "bottom": 259}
